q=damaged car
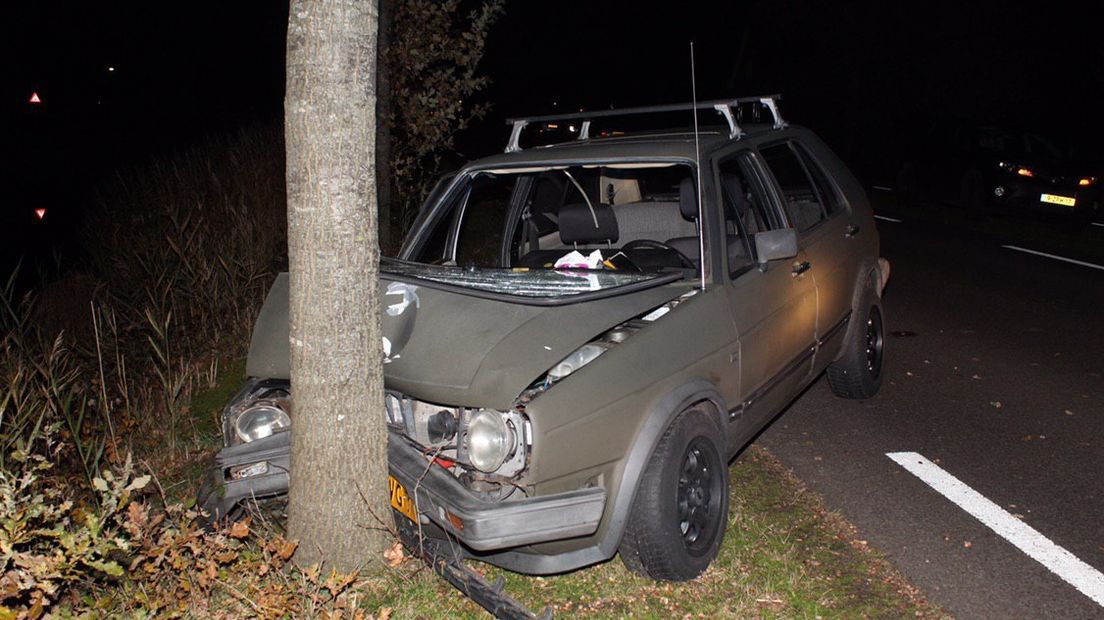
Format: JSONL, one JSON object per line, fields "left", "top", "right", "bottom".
{"left": 198, "top": 95, "right": 890, "bottom": 581}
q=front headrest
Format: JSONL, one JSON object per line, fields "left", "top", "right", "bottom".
{"left": 678, "top": 177, "right": 698, "bottom": 220}
{"left": 559, "top": 201, "right": 619, "bottom": 245}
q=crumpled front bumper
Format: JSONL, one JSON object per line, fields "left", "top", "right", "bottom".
{"left": 197, "top": 431, "right": 291, "bottom": 522}
{"left": 197, "top": 430, "right": 606, "bottom": 552}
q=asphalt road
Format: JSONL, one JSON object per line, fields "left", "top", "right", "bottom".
{"left": 758, "top": 199, "right": 1104, "bottom": 618}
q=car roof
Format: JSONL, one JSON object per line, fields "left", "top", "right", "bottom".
{"left": 467, "top": 123, "right": 796, "bottom": 169}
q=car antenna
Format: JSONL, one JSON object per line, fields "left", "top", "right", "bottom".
{"left": 690, "top": 42, "right": 706, "bottom": 291}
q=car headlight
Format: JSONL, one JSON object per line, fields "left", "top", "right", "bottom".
{"left": 547, "top": 342, "right": 610, "bottom": 382}
{"left": 467, "top": 409, "right": 513, "bottom": 472}
{"left": 233, "top": 400, "right": 291, "bottom": 443}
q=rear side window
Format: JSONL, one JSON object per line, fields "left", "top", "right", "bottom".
{"left": 759, "top": 142, "right": 826, "bottom": 231}
{"left": 793, "top": 143, "right": 845, "bottom": 216}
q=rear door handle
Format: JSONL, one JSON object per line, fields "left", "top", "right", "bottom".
{"left": 845, "top": 224, "right": 861, "bottom": 238}
{"left": 792, "top": 261, "right": 812, "bottom": 276}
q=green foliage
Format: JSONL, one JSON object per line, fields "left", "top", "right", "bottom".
{"left": 384, "top": 0, "right": 505, "bottom": 232}
{"left": 0, "top": 437, "right": 149, "bottom": 617}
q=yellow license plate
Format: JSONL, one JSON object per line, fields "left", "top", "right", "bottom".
{"left": 1041, "top": 193, "right": 1076, "bottom": 206}
{"left": 389, "top": 475, "right": 418, "bottom": 522}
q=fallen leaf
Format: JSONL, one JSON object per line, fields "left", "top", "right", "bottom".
{"left": 989, "top": 401, "right": 1002, "bottom": 408}
{"left": 229, "top": 519, "right": 250, "bottom": 539}
{"left": 383, "top": 542, "right": 405, "bottom": 567}
{"left": 276, "top": 538, "right": 298, "bottom": 560}
{"left": 963, "top": 541, "right": 972, "bottom": 548}
{"left": 377, "top": 607, "right": 393, "bottom": 620}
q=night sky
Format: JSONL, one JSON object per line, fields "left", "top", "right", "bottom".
{"left": 3, "top": 1, "right": 1101, "bottom": 260}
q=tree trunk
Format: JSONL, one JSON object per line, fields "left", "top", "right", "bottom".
{"left": 285, "top": 0, "right": 389, "bottom": 571}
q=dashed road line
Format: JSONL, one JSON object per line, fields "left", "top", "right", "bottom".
{"left": 874, "top": 215, "right": 903, "bottom": 223}
{"left": 1092, "top": 222, "right": 1104, "bottom": 228}
{"left": 1001, "top": 245, "right": 1104, "bottom": 272}
{"left": 887, "top": 452, "right": 1104, "bottom": 608}
{"left": 872, "top": 185, "right": 895, "bottom": 192}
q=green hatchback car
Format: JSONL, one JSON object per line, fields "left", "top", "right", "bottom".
{"left": 199, "top": 96, "right": 890, "bottom": 581}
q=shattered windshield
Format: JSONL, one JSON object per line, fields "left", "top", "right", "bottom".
{"left": 398, "top": 162, "right": 702, "bottom": 298}
{"left": 382, "top": 259, "right": 669, "bottom": 298}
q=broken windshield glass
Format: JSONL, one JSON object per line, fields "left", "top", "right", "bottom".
{"left": 382, "top": 259, "right": 672, "bottom": 299}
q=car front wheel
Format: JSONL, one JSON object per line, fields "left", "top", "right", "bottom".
{"left": 619, "top": 405, "right": 728, "bottom": 581}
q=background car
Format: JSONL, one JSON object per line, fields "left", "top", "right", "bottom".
{"left": 896, "top": 119, "right": 1100, "bottom": 227}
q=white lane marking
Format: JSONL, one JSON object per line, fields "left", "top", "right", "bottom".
{"left": 1001, "top": 245, "right": 1104, "bottom": 272}
{"left": 873, "top": 185, "right": 895, "bottom": 192}
{"left": 1092, "top": 222, "right": 1104, "bottom": 228}
{"left": 874, "top": 215, "right": 903, "bottom": 223}
{"left": 887, "top": 452, "right": 1104, "bottom": 608}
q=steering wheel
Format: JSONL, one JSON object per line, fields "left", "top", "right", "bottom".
{"left": 621, "top": 239, "right": 697, "bottom": 270}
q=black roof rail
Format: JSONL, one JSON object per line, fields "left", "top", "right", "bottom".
{"left": 503, "top": 94, "right": 786, "bottom": 152}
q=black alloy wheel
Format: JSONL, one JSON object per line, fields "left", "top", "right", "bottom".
{"left": 865, "top": 305, "right": 884, "bottom": 380}
{"left": 677, "top": 437, "right": 723, "bottom": 556}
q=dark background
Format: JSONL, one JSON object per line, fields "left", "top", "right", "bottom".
{"left": 3, "top": 0, "right": 1101, "bottom": 269}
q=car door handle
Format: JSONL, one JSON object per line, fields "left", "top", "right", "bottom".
{"left": 792, "top": 260, "right": 812, "bottom": 277}
{"left": 845, "top": 224, "right": 861, "bottom": 238}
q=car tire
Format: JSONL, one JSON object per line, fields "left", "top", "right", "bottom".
{"left": 619, "top": 405, "right": 728, "bottom": 581}
{"left": 827, "top": 290, "right": 885, "bottom": 400}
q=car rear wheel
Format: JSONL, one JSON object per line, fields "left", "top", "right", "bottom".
{"left": 827, "top": 290, "right": 885, "bottom": 399}
{"left": 619, "top": 405, "right": 728, "bottom": 581}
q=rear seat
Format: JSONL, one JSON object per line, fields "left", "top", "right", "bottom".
{"left": 610, "top": 201, "right": 696, "bottom": 245}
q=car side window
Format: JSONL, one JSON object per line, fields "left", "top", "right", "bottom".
{"left": 792, "top": 142, "right": 845, "bottom": 216}
{"left": 410, "top": 173, "right": 516, "bottom": 267}
{"left": 717, "top": 152, "right": 775, "bottom": 276}
{"left": 759, "top": 141, "right": 827, "bottom": 232}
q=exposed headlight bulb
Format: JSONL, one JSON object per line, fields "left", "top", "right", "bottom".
{"left": 467, "top": 410, "right": 513, "bottom": 472}
{"left": 233, "top": 400, "right": 291, "bottom": 443}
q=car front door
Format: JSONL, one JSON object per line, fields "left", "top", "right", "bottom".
{"left": 758, "top": 139, "right": 859, "bottom": 369}
{"left": 715, "top": 149, "right": 818, "bottom": 444}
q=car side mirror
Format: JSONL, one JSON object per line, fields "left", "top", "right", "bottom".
{"left": 755, "top": 228, "right": 798, "bottom": 265}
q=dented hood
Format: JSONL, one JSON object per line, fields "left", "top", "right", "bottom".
{"left": 246, "top": 270, "right": 685, "bottom": 410}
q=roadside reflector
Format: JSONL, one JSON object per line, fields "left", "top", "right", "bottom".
{"left": 34, "top": 208, "right": 46, "bottom": 220}
{"left": 29, "top": 92, "right": 42, "bottom": 104}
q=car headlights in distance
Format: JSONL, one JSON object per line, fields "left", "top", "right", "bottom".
{"left": 467, "top": 409, "right": 514, "bottom": 472}
{"left": 233, "top": 400, "right": 291, "bottom": 443}
{"left": 547, "top": 342, "right": 610, "bottom": 382}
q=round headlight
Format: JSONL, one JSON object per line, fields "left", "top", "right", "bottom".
{"left": 467, "top": 410, "right": 512, "bottom": 472}
{"left": 234, "top": 402, "right": 291, "bottom": 443}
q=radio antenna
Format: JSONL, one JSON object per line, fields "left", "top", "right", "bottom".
{"left": 690, "top": 42, "right": 706, "bottom": 291}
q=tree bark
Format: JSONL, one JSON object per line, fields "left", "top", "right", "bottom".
{"left": 285, "top": 0, "right": 389, "bottom": 571}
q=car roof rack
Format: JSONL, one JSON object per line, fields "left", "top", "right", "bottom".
{"left": 503, "top": 94, "right": 786, "bottom": 153}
